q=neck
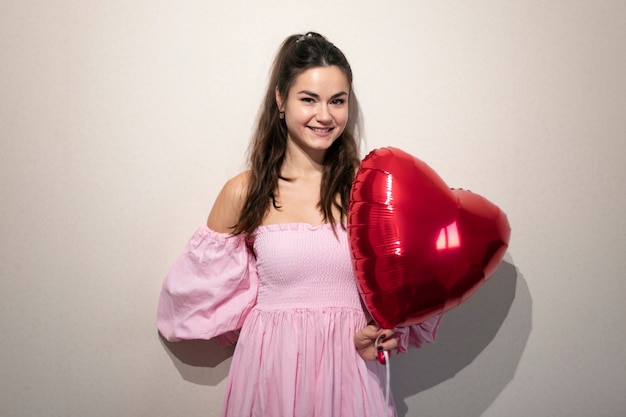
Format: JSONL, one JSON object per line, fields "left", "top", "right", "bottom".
{"left": 282, "top": 143, "right": 325, "bottom": 179}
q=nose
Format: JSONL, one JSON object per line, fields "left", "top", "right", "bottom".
{"left": 316, "top": 104, "right": 332, "bottom": 123}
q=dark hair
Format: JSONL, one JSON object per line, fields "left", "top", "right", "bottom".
{"left": 233, "top": 32, "right": 362, "bottom": 235}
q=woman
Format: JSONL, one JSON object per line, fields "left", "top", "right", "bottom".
{"left": 157, "top": 32, "right": 441, "bottom": 417}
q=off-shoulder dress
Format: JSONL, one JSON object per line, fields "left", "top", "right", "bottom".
{"left": 158, "top": 223, "right": 440, "bottom": 417}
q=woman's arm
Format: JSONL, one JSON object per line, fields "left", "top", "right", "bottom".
{"left": 207, "top": 170, "right": 251, "bottom": 233}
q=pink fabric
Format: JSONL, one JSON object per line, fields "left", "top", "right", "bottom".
{"left": 157, "top": 226, "right": 258, "bottom": 342}
{"left": 157, "top": 223, "right": 441, "bottom": 417}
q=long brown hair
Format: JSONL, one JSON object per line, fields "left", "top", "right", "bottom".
{"left": 233, "top": 32, "right": 362, "bottom": 235}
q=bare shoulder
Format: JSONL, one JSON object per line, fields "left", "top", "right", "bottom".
{"left": 207, "top": 171, "right": 251, "bottom": 233}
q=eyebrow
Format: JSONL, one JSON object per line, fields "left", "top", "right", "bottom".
{"left": 296, "top": 90, "right": 348, "bottom": 99}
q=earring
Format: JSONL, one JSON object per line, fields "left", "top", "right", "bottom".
{"left": 279, "top": 112, "right": 285, "bottom": 119}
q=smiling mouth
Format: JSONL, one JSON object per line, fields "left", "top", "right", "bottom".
{"left": 309, "top": 127, "right": 334, "bottom": 133}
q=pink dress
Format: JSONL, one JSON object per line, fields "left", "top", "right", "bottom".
{"left": 158, "top": 223, "right": 441, "bottom": 417}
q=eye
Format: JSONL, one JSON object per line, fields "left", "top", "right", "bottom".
{"left": 300, "top": 97, "right": 315, "bottom": 103}
{"left": 330, "top": 98, "right": 345, "bottom": 105}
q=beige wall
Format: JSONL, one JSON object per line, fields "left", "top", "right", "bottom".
{"left": 1, "top": 1, "right": 625, "bottom": 416}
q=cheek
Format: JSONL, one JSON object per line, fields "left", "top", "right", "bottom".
{"left": 337, "top": 109, "right": 350, "bottom": 127}
{"left": 289, "top": 108, "right": 314, "bottom": 123}
{"left": 285, "top": 111, "right": 309, "bottom": 133}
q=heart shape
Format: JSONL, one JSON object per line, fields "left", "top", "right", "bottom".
{"left": 348, "top": 147, "right": 511, "bottom": 328}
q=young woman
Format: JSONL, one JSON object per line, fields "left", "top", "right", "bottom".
{"left": 157, "top": 32, "right": 441, "bottom": 417}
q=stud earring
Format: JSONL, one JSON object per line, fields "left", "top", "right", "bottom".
{"left": 279, "top": 112, "right": 285, "bottom": 119}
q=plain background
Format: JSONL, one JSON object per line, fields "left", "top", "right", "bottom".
{"left": 1, "top": 1, "right": 625, "bottom": 416}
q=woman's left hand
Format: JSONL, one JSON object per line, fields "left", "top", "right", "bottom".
{"left": 354, "top": 324, "right": 398, "bottom": 361}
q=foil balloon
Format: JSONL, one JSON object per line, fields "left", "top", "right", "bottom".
{"left": 348, "top": 147, "right": 511, "bottom": 328}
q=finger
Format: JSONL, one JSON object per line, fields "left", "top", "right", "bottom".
{"left": 374, "top": 329, "right": 395, "bottom": 344}
{"left": 355, "top": 328, "right": 383, "bottom": 347}
{"left": 354, "top": 325, "right": 385, "bottom": 350}
{"left": 375, "top": 332, "right": 398, "bottom": 351}
{"left": 360, "top": 324, "right": 383, "bottom": 338}
{"left": 378, "top": 337, "right": 398, "bottom": 351}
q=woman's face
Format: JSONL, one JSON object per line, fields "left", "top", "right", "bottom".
{"left": 277, "top": 66, "right": 350, "bottom": 158}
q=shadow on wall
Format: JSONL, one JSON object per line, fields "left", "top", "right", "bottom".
{"left": 159, "top": 336, "right": 234, "bottom": 386}
{"left": 391, "top": 257, "right": 532, "bottom": 417}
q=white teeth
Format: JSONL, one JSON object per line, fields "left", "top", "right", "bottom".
{"left": 311, "top": 127, "right": 332, "bottom": 133}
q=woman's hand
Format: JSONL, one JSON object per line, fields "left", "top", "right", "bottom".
{"left": 354, "top": 323, "right": 398, "bottom": 361}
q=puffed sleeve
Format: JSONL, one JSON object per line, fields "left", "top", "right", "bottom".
{"left": 157, "top": 225, "right": 258, "bottom": 345}
{"left": 394, "top": 314, "right": 443, "bottom": 353}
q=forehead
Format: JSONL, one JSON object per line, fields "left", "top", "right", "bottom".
{"left": 290, "top": 66, "right": 350, "bottom": 95}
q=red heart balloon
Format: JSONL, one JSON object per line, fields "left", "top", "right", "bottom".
{"left": 348, "top": 147, "right": 511, "bottom": 328}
